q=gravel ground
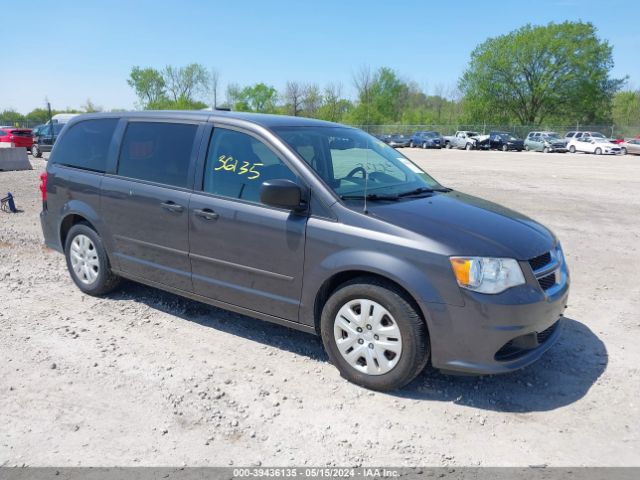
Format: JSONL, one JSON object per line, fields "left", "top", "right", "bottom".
{"left": 0, "top": 149, "right": 639, "bottom": 467}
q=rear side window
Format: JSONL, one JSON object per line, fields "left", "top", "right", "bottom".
{"left": 51, "top": 119, "right": 118, "bottom": 172}
{"left": 117, "top": 122, "right": 198, "bottom": 188}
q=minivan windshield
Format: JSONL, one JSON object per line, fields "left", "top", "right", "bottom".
{"left": 273, "top": 126, "right": 443, "bottom": 198}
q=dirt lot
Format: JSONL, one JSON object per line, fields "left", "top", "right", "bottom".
{"left": 1, "top": 149, "right": 639, "bottom": 467}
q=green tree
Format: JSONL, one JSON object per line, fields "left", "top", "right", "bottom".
{"left": 347, "top": 67, "right": 410, "bottom": 125}
{"left": 0, "top": 110, "right": 25, "bottom": 126}
{"left": 612, "top": 90, "right": 640, "bottom": 127}
{"left": 227, "top": 83, "right": 278, "bottom": 113}
{"left": 163, "top": 63, "right": 209, "bottom": 103}
{"left": 127, "top": 66, "right": 166, "bottom": 107}
{"left": 459, "top": 22, "right": 624, "bottom": 125}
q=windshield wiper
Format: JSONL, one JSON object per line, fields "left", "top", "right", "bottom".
{"left": 396, "top": 186, "right": 452, "bottom": 197}
{"left": 340, "top": 193, "right": 399, "bottom": 201}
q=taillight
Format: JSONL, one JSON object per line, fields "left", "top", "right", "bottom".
{"left": 39, "top": 172, "right": 48, "bottom": 210}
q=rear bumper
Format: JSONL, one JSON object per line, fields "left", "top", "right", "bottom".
{"left": 40, "top": 209, "right": 63, "bottom": 252}
{"left": 423, "top": 269, "right": 570, "bottom": 375}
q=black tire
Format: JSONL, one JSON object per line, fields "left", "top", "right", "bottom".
{"left": 595, "top": 147, "right": 602, "bottom": 155}
{"left": 64, "top": 223, "right": 121, "bottom": 296}
{"left": 465, "top": 143, "right": 473, "bottom": 151}
{"left": 445, "top": 142, "right": 452, "bottom": 149}
{"left": 569, "top": 145, "right": 576, "bottom": 153}
{"left": 32, "top": 144, "right": 42, "bottom": 158}
{"left": 409, "top": 141, "right": 414, "bottom": 148}
{"left": 621, "top": 147, "right": 627, "bottom": 155}
{"left": 422, "top": 142, "right": 427, "bottom": 149}
{"left": 524, "top": 145, "right": 530, "bottom": 151}
{"left": 543, "top": 147, "right": 549, "bottom": 153}
{"left": 502, "top": 144, "right": 508, "bottom": 152}
{"left": 320, "top": 277, "right": 430, "bottom": 391}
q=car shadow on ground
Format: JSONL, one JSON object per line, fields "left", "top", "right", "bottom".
{"left": 109, "top": 284, "right": 606, "bottom": 413}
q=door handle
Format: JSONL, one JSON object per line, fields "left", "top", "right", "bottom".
{"left": 193, "top": 208, "right": 219, "bottom": 220}
{"left": 160, "top": 201, "right": 184, "bottom": 213}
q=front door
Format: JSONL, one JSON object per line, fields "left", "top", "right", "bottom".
{"left": 189, "top": 126, "right": 307, "bottom": 321}
{"left": 101, "top": 120, "right": 201, "bottom": 291}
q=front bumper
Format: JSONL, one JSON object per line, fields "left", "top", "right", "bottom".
{"left": 423, "top": 260, "right": 570, "bottom": 375}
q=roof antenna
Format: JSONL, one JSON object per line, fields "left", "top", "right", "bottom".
{"left": 363, "top": 169, "right": 369, "bottom": 215}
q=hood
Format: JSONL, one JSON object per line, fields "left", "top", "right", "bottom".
{"left": 366, "top": 191, "right": 555, "bottom": 259}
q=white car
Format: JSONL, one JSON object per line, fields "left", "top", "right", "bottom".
{"left": 568, "top": 137, "right": 622, "bottom": 155}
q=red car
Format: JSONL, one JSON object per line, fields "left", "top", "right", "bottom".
{"left": 0, "top": 127, "right": 33, "bottom": 151}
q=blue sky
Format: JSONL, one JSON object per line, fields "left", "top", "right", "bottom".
{"left": 2, "top": 0, "right": 638, "bottom": 113}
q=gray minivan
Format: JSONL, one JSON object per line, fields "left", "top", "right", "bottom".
{"left": 40, "top": 111, "right": 570, "bottom": 391}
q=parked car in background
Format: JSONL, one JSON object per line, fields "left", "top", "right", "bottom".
{"left": 410, "top": 131, "right": 443, "bottom": 149}
{"left": 565, "top": 131, "right": 607, "bottom": 142}
{"left": 568, "top": 137, "right": 622, "bottom": 155}
{"left": 387, "top": 134, "right": 411, "bottom": 148}
{"left": 525, "top": 132, "right": 568, "bottom": 153}
{"left": 0, "top": 127, "right": 33, "bottom": 152}
{"left": 32, "top": 123, "right": 64, "bottom": 158}
{"left": 619, "top": 139, "right": 640, "bottom": 155}
{"left": 488, "top": 132, "right": 524, "bottom": 151}
{"left": 443, "top": 131, "right": 487, "bottom": 150}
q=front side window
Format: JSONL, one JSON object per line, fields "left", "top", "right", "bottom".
{"left": 202, "top": 128, "right": 297, "bottom": 203}
{"left": 117, "top": 122, "right": 198, "bottom": 188}
{"left": 51, "top": 118, "right": 118, "bottom": 172}
{"left": 273, "top": 126, "right": 442, "bottom": 199}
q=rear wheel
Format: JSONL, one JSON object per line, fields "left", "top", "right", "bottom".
{"left": 502, "top": 144, "right": 508, "bottom": 152}
{"left": 320, "top": 277, "right": 429, "bottom": 391}
{"left": 445, "top": 142, "right": 452, "bottom": 149}
{"left": 64, "top": 223, "right": 121, "bottom": 296}
{"left": 422, "top": 142, "right": 427, "bottom": 149}
{"left": 409, "top": 141, "right": 414, "bottom": 148}
{"left": 524, "top": 144, "right": 530, "bottom": 151}
{"left": 32, "top": 144, "right": 42, "bottom": 158}
{"left": 569, "top": 145, "right": 576, "bottom": 153}
{"left": 621, "top": 147, "right": 627, "bottom": 155}
{"left": 465, "top": 143, "right": 473, "bottom": 151}
{"left": 543, "top": 147, "right": 549, "bottom": 153}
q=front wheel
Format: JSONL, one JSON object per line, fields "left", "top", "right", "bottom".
{"left": 595, "top": 148, "right": 602, "bottom": 155}
{"left": 465, "top": 143, "right": 473, "bottom": 151}
{"left": 502, "top": 144, "right": 508, "bottom": 152}
{"left": 543, "top": 147, "right": 549, "bottom": 153}
{"left": 445, "top": 142, "right": 452, "bottom": 149}
{"left": 320, "top": 277, "right": 430, "bottom": 391}
{"left": 422, "top": 142, "right": 427, "bottom": 149}
{"left": 65, "top": 223, "right": 121, "bottom": 296}
{"left": 621, "top": 147, "right": 627, "bottom": 155}
{"left": 32, "top": 144, "right": 42, "bottom": 158}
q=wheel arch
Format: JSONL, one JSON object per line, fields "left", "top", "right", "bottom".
{"left": 311, "top": 269, "right": 433, "bottom": 340}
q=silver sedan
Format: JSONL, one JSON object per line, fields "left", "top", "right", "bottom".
{"left": 620, "top": 139, "right": 640, "bottom": 155}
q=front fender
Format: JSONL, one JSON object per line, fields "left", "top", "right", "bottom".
{"left": 299, "top": 248, "right": 464, "bottom": 329}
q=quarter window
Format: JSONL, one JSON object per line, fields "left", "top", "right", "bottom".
{"left": 202, "top": 128, "right": 297, "bottom": 203}
{"left": 118, "top": 122, "right": 198, "bottom": 188}
{"left": 50, "top": 119, "right": 118, "bottom": 172}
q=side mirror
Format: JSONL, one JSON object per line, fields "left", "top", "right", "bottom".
{"left": 260, "top": 179, "right": 305, "bottom": 211}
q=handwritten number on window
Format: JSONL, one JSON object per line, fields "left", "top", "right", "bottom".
{"left": 215, "top": 155, "right": 263, "bottom": 180}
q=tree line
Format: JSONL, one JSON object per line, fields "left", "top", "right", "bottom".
{"left": 3, "top": 21, "right": 639, "bottom": 131}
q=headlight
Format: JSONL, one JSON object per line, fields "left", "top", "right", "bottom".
{"left": 450, "top": 257, "right": 525, "bottom": 294}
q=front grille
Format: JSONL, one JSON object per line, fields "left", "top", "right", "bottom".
{"left": 528, "top": 252, "right": 551, "bottom": 271}
{"left": 538, "top": 272, "right": 556, "bottom": 290}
